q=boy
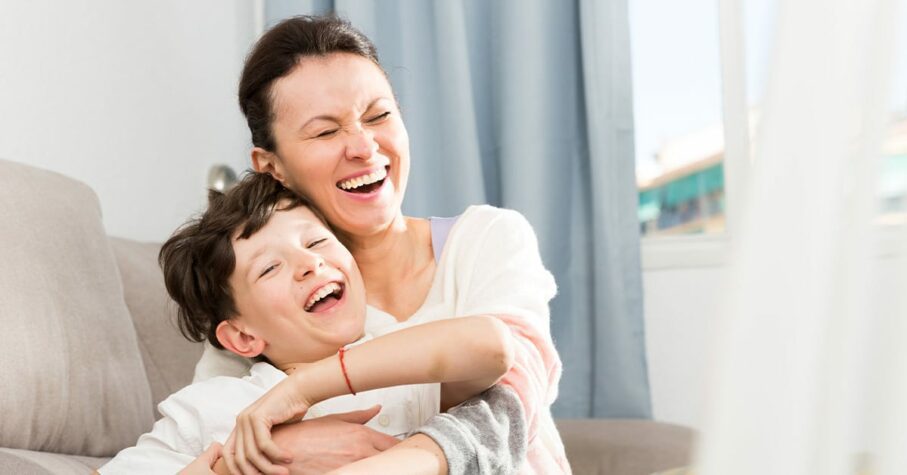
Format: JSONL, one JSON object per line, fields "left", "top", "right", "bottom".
{"left": 100, "top": 173, "right": 514, "bottom": 474}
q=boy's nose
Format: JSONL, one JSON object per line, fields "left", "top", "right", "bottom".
{"left": 293, "top": 253, "right": 325, "bottom": 280}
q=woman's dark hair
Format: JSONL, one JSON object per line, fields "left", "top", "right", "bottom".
{"left": 158, "top": 172, "right": 326, "bottom": 349}
{"left": 238, "top": 15, "right": 381, "bottom": 152}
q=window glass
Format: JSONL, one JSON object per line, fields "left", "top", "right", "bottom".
{"left": 630, "top": 0, "right": 727, "bottom": 236}
{"left": 743, "top": 0, "right": 907, "bottom": 225}
{"left": 880, "top": 8, "right": 907, "bottom": 225}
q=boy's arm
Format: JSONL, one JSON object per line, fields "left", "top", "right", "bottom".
{"left": 299, "top": 314, "right": 516, "bottom": 408}
{"left": 224, "top": 315, "right": 515, "bottom": 474}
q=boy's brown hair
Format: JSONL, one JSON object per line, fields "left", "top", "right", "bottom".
{"left": 159, "top": 172, "right": 326, "bottom": 349}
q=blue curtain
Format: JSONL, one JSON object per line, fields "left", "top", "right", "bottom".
{"left": 264, "top": 0, "right": 651, "bottom": 419}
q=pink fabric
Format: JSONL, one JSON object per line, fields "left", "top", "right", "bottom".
{"left": 495, "top": 313, "right": 571, "bottom": 474}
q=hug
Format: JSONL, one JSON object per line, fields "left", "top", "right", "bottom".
{"left": 100, "top": 15, "right": 566, "bottom": 475}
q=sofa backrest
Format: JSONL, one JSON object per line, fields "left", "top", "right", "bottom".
{"left": 0, "top": 158, "right": 183, "bottom": 457}
{"left": 109, "top": 238, "right": 202, "bottom": 413}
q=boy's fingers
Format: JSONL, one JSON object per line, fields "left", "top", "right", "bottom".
{"left": 223, "top": 435, "right": 240, "bottom": 475}
{"left": 234, "top": 429, "right": 258, "bottom": 475}
{"left": 242, "top": 419, "right": 282, "bottom": 475}
{"left": 329, "top": 405, "right": 382, "bottom": 424}
{"left": 255, "top": 421, "right": 293, "bottom": 465}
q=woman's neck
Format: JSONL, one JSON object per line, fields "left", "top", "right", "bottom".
{"left": 339, "top": 214, "right": 435, "bottom": 320}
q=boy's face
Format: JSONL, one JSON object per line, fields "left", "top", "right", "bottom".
{"left": 226, "top": 205, "right": 366, "bottom": 366}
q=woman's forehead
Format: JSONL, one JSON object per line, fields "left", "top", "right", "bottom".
{"left": 270, "top": 53, "right": 393, "bottom": 122}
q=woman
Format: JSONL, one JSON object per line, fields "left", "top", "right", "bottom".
{"left": 197, "top": 15, "right": 569, "bottom": 475}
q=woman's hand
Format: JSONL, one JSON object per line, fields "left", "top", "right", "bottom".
{"left": 222, "top": 373, "right": 315, "bottom": 475}
{"left": 269, "top": 407, "right": 399, "bottom": 475}
{"left": 178, "top": 442, "right": 223, "bottom": 475}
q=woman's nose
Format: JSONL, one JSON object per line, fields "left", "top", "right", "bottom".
{"left": 293, "top": 251, "right": 325, "bottom": 280}
{"left": 344, "top": 125, "right": 376, "bottom": 161}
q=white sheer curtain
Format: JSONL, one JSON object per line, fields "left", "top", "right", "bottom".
{"left": 696, "top": 0, "right": 906, "bottom": 473}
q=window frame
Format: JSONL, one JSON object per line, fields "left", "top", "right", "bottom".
{"left": 639, "top": 0, "right": 906, "bottom": 270}
{"left": 639, "top": 0, "right": 750, "bottom": 270}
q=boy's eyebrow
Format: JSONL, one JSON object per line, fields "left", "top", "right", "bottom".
{"left": 243, "top": 247, "right": 268, "bottom": 279}
{"left": 241, "top": 219, "right": 323, "bottom": 280}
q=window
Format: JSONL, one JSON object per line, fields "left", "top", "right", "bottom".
{"left": 633, "top": 0, "right": 904, "bottom": 269}
{"left": 879, "top": 11, "right": 907, "bottom": 225}
{"left": 630, "top": 0, "right": 727, "bottom": 237}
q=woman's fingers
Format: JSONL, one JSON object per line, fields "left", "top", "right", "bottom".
{"left": 200, "top": 442, "right": 222, "bottom": 467}
{"left": 176, "top": 442, "right": 223, "bottom": 475}
{"left": 369, "top": 431, "right": 400, "bottom": 452}
{"left": 327, "top": 405, "right": 381, "bottom": 424}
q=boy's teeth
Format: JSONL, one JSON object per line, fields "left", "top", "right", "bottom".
{"left": 339, "top": 168, "right": 387, "bottom": 190}
{"left": 306, "top": 282, "right": 341, "bottom": 310}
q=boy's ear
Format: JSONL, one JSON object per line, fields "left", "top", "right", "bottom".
{"left": 215, "top": 320, "right": 266, "bottom": 358}
{"left": 251, "top": 148, "right": 288, "bottom": 186}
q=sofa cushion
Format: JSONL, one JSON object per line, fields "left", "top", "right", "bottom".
{"left": 0, "top": 448, "right": 107, "bottom": 475}
{"left": 555, "top": 419, "right": 694, "bottom": 475}
{"left": 0, "top": 159, "right": 153, "bottom": 456}
{"left": 110, "top": 237, "right": 203, "bottom": 414}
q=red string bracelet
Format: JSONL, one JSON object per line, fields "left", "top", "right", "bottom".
{"left": 338, "top": 347, "right": 356, "bottom": 395}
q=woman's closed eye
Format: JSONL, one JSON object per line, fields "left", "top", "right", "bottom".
{"left": 367, "top": 111, "right": 391, "bottom": 123}
{"left": 314, "top": 128, "right": 339, "bottom": 138}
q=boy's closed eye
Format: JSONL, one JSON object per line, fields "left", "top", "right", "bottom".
{"left": 307, "top": 238, "right": 328, "bottom": 248}
{"left": 258, "top": 263, "right": 279, "bottom": 279}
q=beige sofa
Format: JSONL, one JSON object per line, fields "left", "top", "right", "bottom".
{"left": 0, "top": 158, "right": 694, "bottom": 474}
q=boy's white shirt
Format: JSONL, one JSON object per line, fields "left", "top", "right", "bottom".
{"left": 99, "top": 335, "right": 439, "bottom": 474}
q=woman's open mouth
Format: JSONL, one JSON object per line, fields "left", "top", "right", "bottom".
{"left": 336, "top": 166, "right": 388, "bottom": 195}
{"left": 304, "top": 281, "right": 345, "bottom": 313}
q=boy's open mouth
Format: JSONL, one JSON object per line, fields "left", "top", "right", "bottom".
{"left": 336, "top": 166, "right": 389, "bottom": 194}
{"left": 304, "top": 281, "right": 345, "bottom": 312}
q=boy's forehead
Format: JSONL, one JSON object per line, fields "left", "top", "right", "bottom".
{"left": 233, "top": 207, "right": 326, "bottom": 254}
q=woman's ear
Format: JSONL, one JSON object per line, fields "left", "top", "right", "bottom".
{"left": 251, "top": 148, "right": 288, "bottom": 186}
{"left": 215, "top": 320, "right": 266, "bottom": 358}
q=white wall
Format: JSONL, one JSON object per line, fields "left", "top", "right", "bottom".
{"left": 0, "top": 1, "right": 258, "bottom": 241}
{"left": 644, "top": 265, "right": 725, "bottom": 431}
{"left": 643, "top": 252, "right": 904, "bottom": 433}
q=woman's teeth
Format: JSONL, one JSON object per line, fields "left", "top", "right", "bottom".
{"left": 338, "top": 168, "right": 387, "bottom": 191}
{"left": 305, "top": 282, "right": 342, "bottom": 311}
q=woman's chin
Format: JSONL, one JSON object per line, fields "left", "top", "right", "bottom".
{"left": 333, "top": 194, "right": 402, "bottom": 235}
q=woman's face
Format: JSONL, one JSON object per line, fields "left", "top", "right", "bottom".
{"left": 256, "top": 53, "right": 410, "bottom": 238}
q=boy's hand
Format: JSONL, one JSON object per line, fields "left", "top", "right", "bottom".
{"left": 222, "top": 375, "right": 314, "bottom": 475}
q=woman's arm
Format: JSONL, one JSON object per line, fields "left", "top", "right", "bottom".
{"left": 334, "top": 385, "right": 527, "bottom": 475}
{"left": 222, "top": 315, "right": 515, "bottom": 475}
{"left": 443, "top": 208, "right": 565, "bottom": 472}
{"left": 322, "top": 208, "right": 560, "bottom": 475}
{"left": 325, "top": 433, "right": 446, "bottom": 475}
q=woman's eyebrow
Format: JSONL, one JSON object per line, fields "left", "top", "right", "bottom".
{"left": 298, "top": 114, "right": 338, "bottom": 132}
{"left": 297, "top": 97, "right": 390, "bottom": 132}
